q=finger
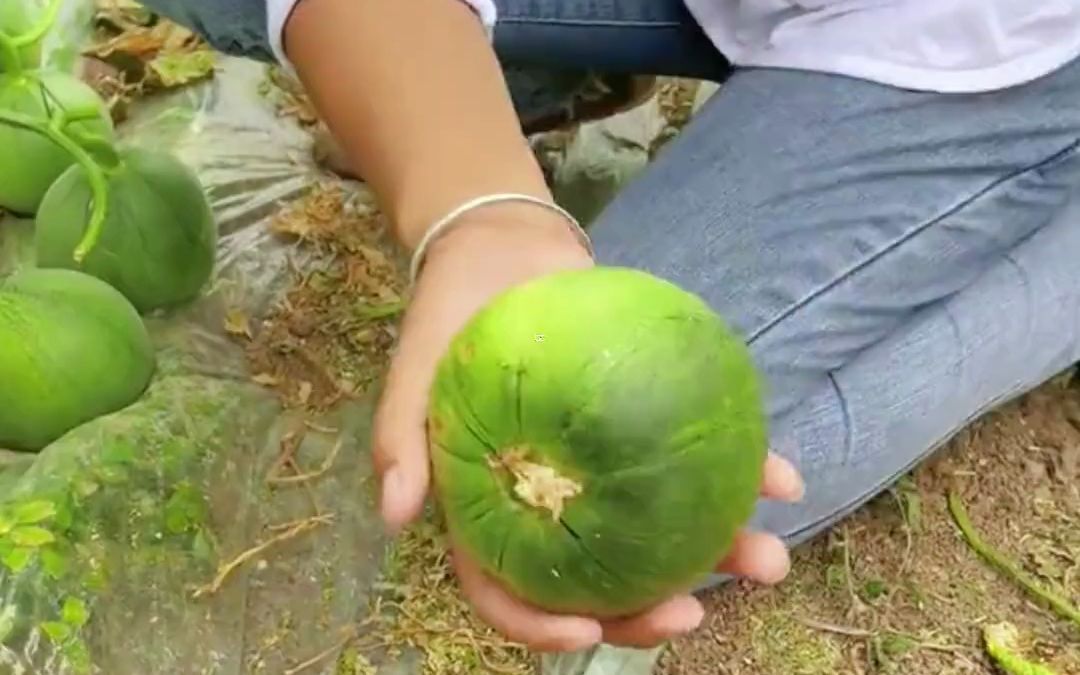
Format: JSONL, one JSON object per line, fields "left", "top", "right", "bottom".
{"left": 372, "top": 398, "right": 430, "bottom": 533}
{"left": 715, "top": 529, "right": 791, "bottom": 585}
{"left": 599, "top": 595, "right": 705, "bottom": 649}
{"left": 761, "top": 452, "right": 805, "bottom": 502}
{"left": 452, "top": 546, "right": 603, "bottom": 653}
{"left": 372, "top": 313, "right": 437, "bottom": 532}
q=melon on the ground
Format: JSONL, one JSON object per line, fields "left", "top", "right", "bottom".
{"left": 0, "top": 71, "right": 114, "bottom": 214}
{"left": 34, "top": 146, "right": 217, "bottom": 313}
{"left": 0, "top": 268, "right": 156, "bottom": 452}
{"left": 428, "top": 266, "right": 768, "bottom": 619}
{"left": 0, "top": 1, "right": 44, "bottom": 72}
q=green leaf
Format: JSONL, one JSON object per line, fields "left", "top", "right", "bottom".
{"left": 60, "top": 597, "right": 89, "bottom": 628}
{"left": 164, "top": 483, "right": 206, "bottom": 535}
{"left": 903, "top": 492, "right": 922, "bottom": 531}
{"left": 1, "top": 547, "right": 33, "bottom": 573}
{"left": 40, "top": 547, "right": 68, "bottom": 580}
{"left": 12, "top": 500, "right": 56, "bottom": 525}
{"left": 99, "top": 439, "right": 136, "bottom": 468}
{"left": 53, "top": 495, "right": 75, "bottom": 530}
{"left": 878, "top": 633, "right": 915, "bottom": 657}
{"left": 861, "top": 579, "right": 888, "bottom": 601}
{"left": 40, "top": 620, "right": 71, "bottom": 643}
{"left": 63, "top": 637, "right": 92, "bottom": 674}
{"left": 0, "top": 511, "right": 14, "bottom": 536}
{"left": 191, "top": 527, "right": 216, "bottom": 563}
{"left": 824, "top": 563, "right": 846, "bottom": 591}
{"left": 74, "top": 478, "right": 100, "bottom": 499}
{"left": 148, "top": 48, "right": 217, "bottom": 88}
{"left": 10, "top": 525, "right": 55, "bottom": 547}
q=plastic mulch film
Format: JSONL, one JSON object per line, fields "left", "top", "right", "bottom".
{"left": 0, "top": 42, "right": 393, "bottom": 675}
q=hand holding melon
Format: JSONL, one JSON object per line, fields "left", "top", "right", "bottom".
{"left": 373, "top": 207, "right": 804, "bottom": 651}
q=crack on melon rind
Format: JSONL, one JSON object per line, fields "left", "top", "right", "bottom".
{"left": 430, "top": 391, "right": 498, "bottom": 466}
{"left": 460, "top": 409, "right": 497, "bottom": 455}
{"left": 495, "top": 519, "right": 511, "bottom": 574}
{"left": 459, "top": 505, "right": 525, "bottom": 595}
{"left": 451, "top": 490, "right": 499, "bottom": 523}
{"left": 430, "top": 438, "right": 485, "bottom": 469}
{"left": 557, "top": 515, "right": 632, "bottom": 600}
{"left": 447, "top": 357, "right": 500, "bottom": 451}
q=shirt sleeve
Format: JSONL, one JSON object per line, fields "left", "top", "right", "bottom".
{"left": 266, "top": 0, "right": 498, "bottom": 69}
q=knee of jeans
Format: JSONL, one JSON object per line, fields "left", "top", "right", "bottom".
{"left": 748, "top": 301, "right": 912, "bottom": 420}
{"left": 140, "top": 0, "right": 274, "bottom": 61}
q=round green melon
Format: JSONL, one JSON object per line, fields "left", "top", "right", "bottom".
{"left": 0, "top": 1, "right": 44, "bottom": 72}
{"left": 0, "top": 268, "right": 156, "bottom": 452}
{"left": 428, "top": 266, "right": 769, "bottom": 619}
{"left": 0, "top": 71, "right": 114, "bottom": 214}
{"left": 34, "top": 146, "right": 217, "bottom": 313}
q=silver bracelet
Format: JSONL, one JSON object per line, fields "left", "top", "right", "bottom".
{"left": 408, "top": 193, "right": 594, "bottom": 286}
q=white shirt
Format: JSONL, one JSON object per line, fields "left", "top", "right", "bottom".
{"left": 268, "top": 1, "right": 1080, "bottom": 94}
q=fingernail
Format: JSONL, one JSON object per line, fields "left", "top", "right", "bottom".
{"left": 783, "top": 461, "right": 806, "bottom": 502}
{"left": 793, "top": 475, "right": 806, "bottom": 502}
{"left": 764, "top": 545, "right": 792, "bottom": 585}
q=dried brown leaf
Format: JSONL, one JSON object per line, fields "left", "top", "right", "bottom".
{"left": 224, "top": 309, "right": 254, "bottom": 340}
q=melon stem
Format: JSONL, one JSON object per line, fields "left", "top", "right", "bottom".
{"left": 43, "top": 92, "right": 122, "bottom": 170}
{"left": 0, "top": 30, "right": 20, "bottom": 74}
{"left": 490, "top": 448, "right": 583, "bottom": 522}
{"left": 50, "top": 105, "right": 104, "bottom": 128}
{"left": 65, "top": 128, "right": 122, "bottom": 171}
{"left": 0, "top": 108, "right": 109, "bottom": 262}
{"left": 9, "top": 0, "right": 62, "bottom": 49}
{"left": 948, "top": 491, "right": 1080, "bottom": 629}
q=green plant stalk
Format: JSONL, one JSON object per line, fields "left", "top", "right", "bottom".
{"left": 983, "top": 623, "right": 1059, "bottom": 675}
{"left": 0, "top": 28, "right": 21, "bottom": 74}
{"left": 0, "top": 108, "right": 109, "bottom": 261}
{"left": 65, "top": 128, "right": 121, "bottom": 170}
{"left": 947, "top": 491, "right": 1080, "bottom": 630}
{"left": 39, "top": 86, "right": 121, "bottom": 169}
{"left": 10, "top": 0, "right": 62, "bottom": 48}
{"left": 50, "top": 105, "right": 104, "bottom": 129}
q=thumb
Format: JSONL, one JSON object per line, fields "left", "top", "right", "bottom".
{"left": 372, "top": 345, "right": 435, "bottom": 534}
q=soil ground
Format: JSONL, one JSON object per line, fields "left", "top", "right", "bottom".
{"left": 661, "top": 379, "right": 1080, "bottom": 675}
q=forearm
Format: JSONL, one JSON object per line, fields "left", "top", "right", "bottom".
{"left": 284, "top": 0, "right": 552, "bottom": 250}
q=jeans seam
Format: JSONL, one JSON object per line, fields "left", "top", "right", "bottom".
{"left": 747, "top": 136, "right": 1080, "bottom": 346}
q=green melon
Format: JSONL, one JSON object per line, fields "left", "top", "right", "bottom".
{"left": 0, "top": 71, "right": 113, "bottom": 214}
{"left": 428, "top": 266, "right": 768, "bottom": 619}
{"left": 0, "top": 268, "right": 156, "bottom": 452}
{"left": 0, "top": 1, "right": 44, "bottom": 72}
{"left": 34, "top": 145, "right": 217, "bottom": 313}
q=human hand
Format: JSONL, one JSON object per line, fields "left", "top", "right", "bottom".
{"left": 372, "top": 202, "right": 805, "bottom": 652}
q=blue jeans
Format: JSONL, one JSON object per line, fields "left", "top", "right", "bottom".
{"left": 143, "top": 0, "right": 1080, "bottom": 584}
